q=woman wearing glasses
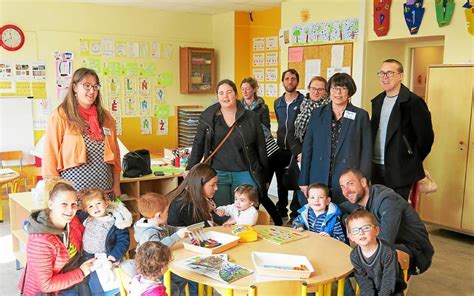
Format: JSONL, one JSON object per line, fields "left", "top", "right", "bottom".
{"left": 43, "top": 68, "right": 121, "bottom": 199}
{"left": 186, "top": 79, "right": 268, "bottom": 218}
{"left": 299, "top": 73, "right": 372, "bottom": 205}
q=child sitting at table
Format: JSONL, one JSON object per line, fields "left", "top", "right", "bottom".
{"left": 346, "top": 209, "right": 406, "bottom": 296}
{"left": 292, "top": 183, "right": 346, "bottom": 242}
{"left": 215, "top": 184, "right": 258, "bottom": 226}
{"left": 80, "top": 188, "right": 131, "bottom": 295}
{"left": 128, "top": 241, "right": 171, "bottom": 296}
{"left": 134, "top": 192, "right": 188, "bottom": 249}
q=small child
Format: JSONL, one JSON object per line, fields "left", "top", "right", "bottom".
{"left": 134, "top": 192, "right": 187, "bottom": 248}
{"left": 346, "top": 209, "right": 406, "bottom": 296}
{"left": 292, "top": 183, "right": 346, "bottom": 242}
{"left": 215, "top": 184, "right": 259, "bottom": 226}
{"left": 81, "top": 188, "right": 132, "bottom": 295}
{"left": 128, "top": 241, "right": 171, "bottom": 296}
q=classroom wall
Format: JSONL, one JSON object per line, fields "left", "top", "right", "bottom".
{"left": 280, "top": 0, "right": 365, "bottom": 106}
{"left": 213, "top": 11, "right": 235, "bottom": 83}
{"left": 0, "top": 0, "right": 215, "bottom": 153}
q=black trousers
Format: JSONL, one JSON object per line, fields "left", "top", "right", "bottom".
{"left": 372, "top": 162, "right": 412, "bottom": 200}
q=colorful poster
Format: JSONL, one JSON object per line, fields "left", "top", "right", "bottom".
{"left": 124, "top": 97, "right": 138, "bottom": 116}
{"left": 0, "top": 62, "right": 15, "bottom": 93}
{"left": 108, "top": 77, "right": 121, "bottom": 96}
{"left": 31, "top": 63, "right": 46, "bottom": 81}
{"left": 157, "top": 72, "right": 173, "bottom": 87}
{"left": 139, "top": 78, "right": 151, "bottom": 95}
{"left": 124, "top": 77, "right": 137, "bottom": 94}
{"left": 157, "top": 118, "right": 168, "bottom": 135}
{"left": 156, "top": 88, "right": 166, "bottom": 103}
{"left": 139, "top": 97, "right": 151, "bottom": 116}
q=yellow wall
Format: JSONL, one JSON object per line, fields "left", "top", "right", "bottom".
{"left": 213, "top": 11, "right": 235, "bottom": 82}
{"left": 234, "top": 8, "right": 281, "bottom": 111}
{"left": 0, "top": 0, "right": 214, "bottom": 153}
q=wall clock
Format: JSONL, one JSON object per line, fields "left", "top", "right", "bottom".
{"left": 0, "top": 24, "right": 25, "bottom": 51}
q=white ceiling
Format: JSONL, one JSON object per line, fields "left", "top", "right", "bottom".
{"left": 69, "top": 0, "right": 282, "bottom": 15}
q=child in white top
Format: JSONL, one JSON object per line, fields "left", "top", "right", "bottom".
{"left": 215, "top": 184, "right": 258, "bottom": 226}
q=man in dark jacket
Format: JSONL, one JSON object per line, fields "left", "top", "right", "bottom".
{"left": 371, "top": 59, "right": 434, "bottom": 200}
{"left": 339, "top": 168, "right": 434, "bottom": 275}
{"left": 272, "top": 69, "right": 304, "bottom": 219}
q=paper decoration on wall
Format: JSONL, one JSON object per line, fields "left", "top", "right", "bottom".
{"left": 155, "top": 103, "right": 170, "bottom": 135}
{"left": 81, "top": 58, "right": 101, "bottom": 73}
{"left": 139, "top": 78, "right": 151, "bottom": 95}
{"left": 124, "top": 97, "right": 138, "bottom": 116}
{"left": 265, "top": 36, "right": 278, "bottom": 50}
{"left": 374, "top": 0, "right": 392, "bottom": 36}
{"left": 253, "top": 37, "right": 265, "bottom": 51}
{"left": 151, "top": 41, "right": 161, "bottom": 59}
{"left": 103, "top": 61, "right": 121, "bottom": 76}
{"left": 253, "top": 68, "right": 264, "bottom": 82}
{"left": 327, "top": 67, "right": 351, "bottom": 79}
{"left": 140, "top": 117, "right": 152, "bottom": 134}
{"left": 435, "top": 0, "right": 455, "bottom": 27}
{"left": 139, "top": 43, "right": 150, "bottom": 58}
{"left": 404, "top": 0, "right": 425, "bottom": 35}
{"left": 253, "top": 53, "right": 265, "bottom": 67}
{"left": 127, "top": 42, "right": 139, "bottom": 58}
{"left": 161, "top": 44, "right": 174, "bottom": 60}
{"left": 290, "top": 18, "right": 358, "bottom": 45}
{"left": 141, "top": 62, "right": 157, "bottom": 77}
{"left": 108, "top": 77, "right": 120, "bottom": 95}
{"left": 139, "top": 98, "right": 151, "bottom": 116}
{"left": 157, "top": 118, "right": 168, "bottom": 135}
{"left": 257, "top": 84, "right": 264, "bottom": 97}
{"left": 156, "top": 88, "right": 166, "bottom": 103}
{"left": 109, "top": 97, "right": 120, "bottom": 113}
{"left": 265, "top": 52, "right": 278, "bottom": 66}
{"left": 31, "top": 63, "right": 46, "bottom": 82}
{"left": 465, "top": 1, "right": 474, "bottom": 35}
{"left": 304, "top": 59, "right": 321, "bottom": 87}
{"left": 265, "top": 83, "right": 278, "bottom": 97}
{"left": 300, "top": 9, "right": 311, "bottom": 23}
{"left": 55, "top": 52, "right": 74, "bottom": 102}
{"left": 32, "top": 99, "right": 48, "bottom": 130}
{"left": 265, "top": 68, "right": 278, "bottom": 82}
{"left": 124, "top": 77, "right": 137, "bottom": 94}
{"left": 102, "top": 39, "right": 115, "bottom": 57}
{"left": 0, "top": 62, "right": 14, "bottom": 93}
{"left": 157, "top": 72, "right": 173, "bottom": 87}
{"left": 116, "top": 41, "right": 127, "bottom": 57}
{"left": 110, "top": 108, "right": 122, "bottom": 135}
{"left": 288, "top": 47, "right": 304, "bottom": 63}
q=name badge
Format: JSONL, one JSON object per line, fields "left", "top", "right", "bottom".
{"left": 103, "top": 127, "right": 112, "bottom": 136}
{"left": 343, "top": 110, "right": 356, "bottom": 120}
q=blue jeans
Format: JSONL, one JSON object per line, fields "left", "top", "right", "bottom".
{"left": 214, "top": 170, "right": 257, "bottom": 206}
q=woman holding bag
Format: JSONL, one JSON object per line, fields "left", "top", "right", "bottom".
{"left": 185, "top": 80, "right": 281, "bottom": 222}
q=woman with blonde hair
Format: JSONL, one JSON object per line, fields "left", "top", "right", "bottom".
{"left": 43, "top": 68, "right": 121, "bottom": 199}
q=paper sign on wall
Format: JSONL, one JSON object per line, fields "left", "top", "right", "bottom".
{"left": 253, "top": 68, "right": 264, "bottom": 82}
{"left": 253, "top": 37, "right": 265, "bottom": 51}
{"left": 253, "top": 53, "right": 265, "bottom": 67}
{"left": 288, "top": 47, "right": 304, "bottom": 63}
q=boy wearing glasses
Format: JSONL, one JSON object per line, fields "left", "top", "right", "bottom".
{"left": 346, "top": 209, "right": 406, "bottom": 296}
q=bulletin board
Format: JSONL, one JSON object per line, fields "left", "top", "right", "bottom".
{"left": 288, "top": 42, "right": 353, "bottom": 86}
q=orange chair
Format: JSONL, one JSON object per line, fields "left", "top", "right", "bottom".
{"left": 256, "top": 210, "right": 271, "bottom": 225}
{"left": 0, "top": 151, "right": 28, "bottom": 194}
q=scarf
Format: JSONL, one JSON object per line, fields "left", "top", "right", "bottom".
{"left": 78, "top": 104, "right": 104, "bottom": 141}
{"left": 294, "top": 94, "right": 331, "bottom": 142}
{"left": 241, "top": 96, "right": 264, "bottom": 111}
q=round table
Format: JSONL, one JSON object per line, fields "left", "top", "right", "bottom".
{"left": 168, "top": 225, "right": 353, "bottom": 295}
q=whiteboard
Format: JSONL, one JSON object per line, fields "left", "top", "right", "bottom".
{"left": 0, "top": 98, "right": 35, "bottom": 165}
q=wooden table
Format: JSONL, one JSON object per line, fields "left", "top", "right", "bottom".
{"left": 167, "top": 225, "right": 353, "bottom": 296}
{"left": 0, "top": 170, "right": 20, "bottom": 186}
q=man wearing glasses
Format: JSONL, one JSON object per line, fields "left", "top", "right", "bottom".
{"left": 371, "top": 59, "right": 434, "bottom": 200}
{"left": 339, "top": 168, "right": 434, "bottom": 275}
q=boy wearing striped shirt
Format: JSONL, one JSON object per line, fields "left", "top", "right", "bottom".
{"left": 292, "top": 183, "right": 346, "bottom": 242}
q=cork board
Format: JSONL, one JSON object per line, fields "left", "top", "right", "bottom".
{"left": 288, "top": 43, "right": 353, "bottom": 87}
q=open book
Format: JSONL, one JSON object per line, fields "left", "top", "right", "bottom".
{"left": 175, "top": 254, "right": 252, "bottom": 284}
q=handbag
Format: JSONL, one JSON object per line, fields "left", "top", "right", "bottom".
{"left": 282, "top": 156, "right": 300, "bottom": 190}
{"left": 418, "top": 169, "right": 437, "bottom": 194}
{"left": 122, "top": 149, "right": 152, "bottom": 178}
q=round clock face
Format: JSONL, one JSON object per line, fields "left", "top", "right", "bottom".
{"left": 1, "top": 25, "right": 25, "bottom": 51}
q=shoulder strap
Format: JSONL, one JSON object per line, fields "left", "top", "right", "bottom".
{"left": 203, "top": 124, "right": 236, "bottom": 164}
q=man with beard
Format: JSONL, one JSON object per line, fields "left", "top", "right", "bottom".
{"left": 272, "top": 69, "right": 305, "bottom": 220}
{"left": 339, "top": 168, "right": 434, "bottom": 275}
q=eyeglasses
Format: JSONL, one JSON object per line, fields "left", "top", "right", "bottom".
{"left": 309, "top": 87, "right": 325, "bottom": 93}
{"left": 79, "top": 83, "right": 101, "bottom": 91}
{"left": 330, "top": 86, "right": 348, "bottom": 93}
{"left": 377, "top": 71, "right": 400, "bottom": 78}
{"left": 349, "top": 224, "right": 376, "bottom": 235}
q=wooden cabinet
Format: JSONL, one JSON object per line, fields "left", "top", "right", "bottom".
{"left": 9, "top": 174, "right": 180, "bottom": 268}
{"left": 418, "top": 64, "right": 474, "bottom": 235}
{"left": 180, "top": 47, "right": 215, "bottom": 94}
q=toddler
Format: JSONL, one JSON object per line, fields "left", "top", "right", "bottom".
{"left": 292, "top": 183, "right": 345, "bottom": 242}
{"left": 134, "top": 192, "right": 187, "bottom": 248}
{"left": 215, "top": 184, "right": 258, "bottom": 226}
{"left": 346, "top": 209, "right": 406, "bottom": 296}
{"left": 128, "top": 241, "right": 171, "bottom": 296}
{"left": 81, "top": 188, "right": 132, "bottom": 295}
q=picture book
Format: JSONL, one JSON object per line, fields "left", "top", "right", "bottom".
{"left": 176, "top": 254, "right": 253, "bottom": 283}
{"left": 254, "top": 226, "right": 308, "bottom": 245}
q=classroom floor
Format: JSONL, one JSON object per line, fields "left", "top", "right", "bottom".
{"left": 0, "top": 198, "right": 473, "bottom": 295}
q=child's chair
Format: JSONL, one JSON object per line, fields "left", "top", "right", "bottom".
{"left": 249, "top": 281, "right": 307, "bottom": 295}
{"left": 256, "top": 210, "right": 270, "bottom": 225}
{"left": 355, "top": 249, "right": 411, "bottom": 296}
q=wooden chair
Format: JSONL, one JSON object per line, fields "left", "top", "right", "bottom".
{"left": 0, "top": 151, "right": 28, "bottom": 194}
{"left": 355, "top": 250, "right": 410, "bottom": 296}
{"left": 256, "top": 210, "right": 271, "bottom": 225}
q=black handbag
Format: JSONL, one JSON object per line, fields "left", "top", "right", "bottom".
{"left": 122, "top": 149, "right": 152, "bottom": 178}
{"left": 282, "top": 156, "right": 300, "bottom": 190}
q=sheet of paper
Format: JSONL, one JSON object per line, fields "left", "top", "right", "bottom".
{"left": 288, "top": 47, "right": 303, "bottom": 63}
{"left": 140, "top": 117, "right": 152, "bottom": 134}
{"left": 253, "top": 53, "right": 265, "bottom": 67}
{"left": 327, "top": 67, "right": 351, "bottom": 79}
{"left": 331, "top": 45, "right": 344, "bottom": 68}
{"left": 265, "top": 68, "right": 278, "bottom": 82}
{"left": 253, "top": 68, "right": 264, "bottom": 82}
{"left": 304, "top": 59, "right": 321, "bottom": 87}
{"left": 266, "top": 36, "right": 278, "bottom": 50}
{"left": 266, "top": 83, "right": 278, "bottom": 97}
{"left": 265, "top": 52, "right": 278, "bottom": 66}
{"left": 253, "top": 37, "right": 265, "bottom": 51}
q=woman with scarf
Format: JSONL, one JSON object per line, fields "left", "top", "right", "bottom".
{"left": 43, "top": 68, "right": 121, "bottom": 200}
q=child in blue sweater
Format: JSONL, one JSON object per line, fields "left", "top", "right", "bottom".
{"left": 292, "top": 183, "right": 346, "bottom": 242}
